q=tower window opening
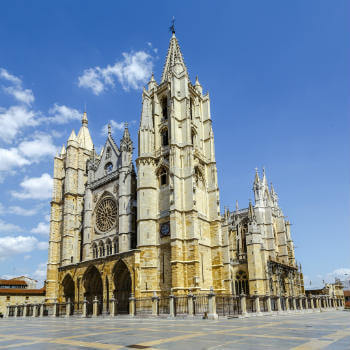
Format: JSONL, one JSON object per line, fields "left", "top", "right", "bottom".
{"left": 190, "top": 98, "right": 193, "bottom": 120}
{"left": 105, "top": 162, "right": 113, "bottom": 174}
{"left": 162, "top": 97, "right": 168, "bottom": 120}
{"left": 161, "top": 129, "right": 169, "bottom": 146}
{"left": 159, "top": 167, "right": 168, "bottom": 186}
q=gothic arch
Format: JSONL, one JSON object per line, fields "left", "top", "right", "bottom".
{"left": 61, "top": 273, "right": 75, "bottom": 302}
{"left": 83, "top": 265, "right": 103, "bottom": 315}
{"left": 235, "top": 270, "right": 249, "bottom": 295}
{"left": 112, "top": 259, "right": 132, "bottom": 314}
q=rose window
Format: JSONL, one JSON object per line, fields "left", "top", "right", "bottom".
{"left": 96, "top": 198, "right": 117, "bottom": 232}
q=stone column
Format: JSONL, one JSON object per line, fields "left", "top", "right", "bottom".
{"left": 240, "top": 294, "right": 247, "bottom": 317}
{"left": 82, "top": 298, "right": 87, "bottom": 318}
{"left": 66, "top": 298, "right": 72, "bottom": 317}
{"left": 311, "top": 297, "right": 315, "bottom": 310}
{"left": 285, "top": 296, "right": 290, "bottom": 312}
{"left": 299, "top": 296, "right": 303, "bottom": 311}
{"left": 293, "top": 297, "right": 297, "bottom": 311}
{"left": 40, "top": 303, "right": 45, "bottom": 317}
{"left": 5, "top": 305, "right": 9, "bottom": 318}
{"left": 188, "top": 293, "right": 194, "bottom": 316}
{"left": 14, "top": 304, "right": 18, "bottom": 318}
{"left": 266, "top": 294, "right": 272, "bottom": 313}
{"left": 152, "top": 292, "right": 159, "bottom": 316}
{"left": 169, "top": 295, "right": 175, "bottom": 317}
{"left": 129, "top": 293, "right": 135, "bottom": 316}
{"left": 208, "top": 287, "right": 218, "bottom": 320}
{"left": 32, "top": 304, "right": 38, "bottom": 317}
{"left": 92, "top": 296, "right": 99, "bottom": 317}
{"left": 277, "top": 297, "right": 282, "bottom": 313}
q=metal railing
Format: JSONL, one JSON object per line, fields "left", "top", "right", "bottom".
{"left": 216, "top": 295, "right": 241, "bottom": 316}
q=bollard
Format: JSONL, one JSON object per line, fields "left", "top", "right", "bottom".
{"left": 66, "top": 298, "right": 71, "bottom": 317}
{"left": 266, "top": 295, "right": 272, "bottom": 313}
{"left": 40, "top": 303, "right": 45, "bottom": 317}
{"left": 208, "top": 287, "right": 218, "bottom": 319}
{"left": 188, "top": 293, "right": 194, "bottom": 316}
{"left": 152, "top": 292, "right": 159, "bottom": 316}
{"left": 240, "top": 294, "right": 247, "bottom": 317}
{"left": 129, "top": 294, "right": 135, "bottom": 316}
{"left": 82, "top": 298, "right": 88, "bottom": 318}
{"left": 92, "top": 296, "right": 99, "bottom": 317}
{"left": 169, "top": 295, "right": 175, "bottom": 318}
{"left": 110, "top": 298, "right": 116, "bottom": 316}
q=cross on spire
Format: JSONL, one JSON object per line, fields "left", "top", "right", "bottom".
{"left": 169, "top": 16, "right": 175, "bottom": 34}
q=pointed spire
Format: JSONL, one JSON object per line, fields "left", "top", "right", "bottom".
{"left": 77, "top": 112, "right": 94, "bottom": 151}
{"left": 82, "top": 111, "right": 88, "bottom": 125}
{"left": 122, "top": 122, "right": 131, "bottom": 141}
{"left": 254, "top": 167, "right": 260, "bottom": 184}
{"left": 235, "top": 200, "right": 239, "bottom": 212}
{"left": 140, "top": 90, "right": 154, "bottom": 131}
{"left": 262, "top": 167, "right": 267, "bottom": 186}
{"left": 60, "top": 144, "right": 66, "bottom": 156}
{"left": 148, "top": 73, "right": 157, "bottom": 91}
{"left": 161, "top": 32, "right": 189, "bottom": 83}
{"left": 120, "top": 122, "right": 133, "bottom": 152}
{"left": 194, "top": 76, "right": 202, "bottom": 95}
{"left": 68, "top": 129, "right": 77, "bottom": 142}
{"left": 248, "top": 199, "right": 254, "bottom": 221}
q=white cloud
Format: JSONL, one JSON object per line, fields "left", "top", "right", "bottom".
{"left": 33, "top": 262, "right": 47, "bottom": 282}
{"left": 0, "top": 106, "right": 39, "bottom": 143}
{"left": 0, "top": 147, "right": 30, "bottom": 172}
{"left": 11, "top": 173, "right": 53, "bottom": 200}
{"left": 8, "top": 206, "right": 38, "bottom": 216}
{"left": 0, "top": 68, "right": 34, "bottom": 105}
{"left": 31, "top": 222, "right": 50, "bottom": 236}
{"left": 0, "top": 219, "right": 22, "bottom": 232}
{"left": 101, "top": 120, "right": 124, "bottom": 136}
{"left": 18, "top": 134, "right": 58, "bottom": 159}
{"left": 3, "top": 86, "right": 34, "bottom": 105}
{"left": 78, "top": 50, "right": 153, "bottom": 95}
{"left": 0, "top": 235, "right": 47, "bottom": 260}
{"left": 0, "top": 68, "right": 21, "bottom": 85}
{"left": 47, "top": 104, "right": 81, "bottom": 124}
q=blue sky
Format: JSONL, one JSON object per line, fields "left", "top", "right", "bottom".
{"left": 0, "top": 0, "right": 349, "bottom": 288}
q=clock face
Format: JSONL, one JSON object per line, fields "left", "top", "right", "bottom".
{"left": 160, "top": 222, "right": 170, "bottom": 236}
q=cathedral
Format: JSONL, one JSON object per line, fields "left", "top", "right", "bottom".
{"left": 46, "top": 31, "right": 304, "bottom": 314}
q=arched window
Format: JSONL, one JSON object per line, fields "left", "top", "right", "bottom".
{"left": 235, "top": 270, "right": 249, "bottom": 295}
{"left": 162, "top": 97, "right": 168, "bottom": 120}
{"left": 161, "top": 128, "right": 168, "bottom": 146}
{"left": 92, "top": 244, "right": 98, "bottom": 259}
{"left": 98, "top": 242, "right": 105, "bottom": 257}
{"left": 105, "top": 162, "right": 113, "bottom": 174}
{"left": 113, "top": 238, "right": 119, "bottom": 254}
{"left": 190, "top": 98, "right": 193, "bottom": 120}
{"left": 106, "top": 239, "right": 112, "bottom": 256}
{"left": 159, "top": 167, "right": 168, "bottom": 186}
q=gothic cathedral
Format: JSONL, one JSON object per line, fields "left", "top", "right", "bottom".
{"left": 46, "top": 32, "right": 304, "bottom": 313}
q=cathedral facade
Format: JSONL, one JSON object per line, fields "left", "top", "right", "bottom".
{"left": 46, "top": 32, "right": 304, "bottom": 314}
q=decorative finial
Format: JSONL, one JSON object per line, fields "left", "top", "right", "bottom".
{"left": 82, "top": 111, "right": 88, "bottom": 125}
{"left": 124, "top": 121, "right": 128, "bottom": 129}
{"left": 108, "top": 123, "right": 111, "bottom": 135}
{"left": 169, "top": 16, "right": 175, "bottom": 34}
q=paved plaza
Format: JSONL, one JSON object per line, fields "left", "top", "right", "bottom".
{"left": 0, "top": 311, "right": 349, "bottom": 349}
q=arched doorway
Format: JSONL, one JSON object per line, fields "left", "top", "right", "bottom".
{"left": 113, "top": 260, "right": 132, "bottom": 314}
{"left": 62, "top": 274, "right": 75, "bottom": 302}
{"left": 83, "top": 265, "right": 103, "bottom": 315}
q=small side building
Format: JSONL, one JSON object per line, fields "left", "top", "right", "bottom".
{"left": 0, "top": 277, "right": 45, "bottom": 316}
{"left": 305, "top": 280, "right": 345, "bottom": 307}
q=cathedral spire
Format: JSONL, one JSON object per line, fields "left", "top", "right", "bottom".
{"left": 254, "top": 167, "right": 260, "bottom": 185}
{"left": 77, "top": 112, "right": 94, "bottom": 151}
{"left": 161, "top": 32, "right": 189, "bottom": 83}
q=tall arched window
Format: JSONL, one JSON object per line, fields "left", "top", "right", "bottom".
{"left": 162, "top": 97, "right": 168, "bottom": 120}
{"left": 190, "top": 98, "right": 193, "bottom": 120}
{"left": 98, "top": 242, "right": 105, "bottom": 257}
{"left": 92, "top": 243, "right": 98, "bottom": 259}
{"left": 235, "top": 270, "right": 249, "bottom": 295}
{"left": 161, "top": 128, "right": 169, "bottom": 146}
{"left": 106, "top": 239, "right": 112, "bottom": 256}
{"left": 113, "top": 238, "right": 119, "bottom": 254}
{"left": 159, "top": 167, "right": 168, "bottom": 186}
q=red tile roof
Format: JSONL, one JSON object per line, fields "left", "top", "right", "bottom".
{"left": 0, "top": 287, "right": 45, "bottom": 295}
{"left": 0, "top": 279, "right": 27, "bottom": 286}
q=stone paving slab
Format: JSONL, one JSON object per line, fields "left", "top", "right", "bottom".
{"left": 0, "top": 311, "right": 349, "bottom": 349}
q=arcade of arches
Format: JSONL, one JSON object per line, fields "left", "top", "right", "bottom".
{"left": 58, "top": 256, "right": 134, "bottom": 315}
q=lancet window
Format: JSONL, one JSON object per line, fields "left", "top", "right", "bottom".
{"left": 235, "top": 270, "right": 249, "bottom": 295}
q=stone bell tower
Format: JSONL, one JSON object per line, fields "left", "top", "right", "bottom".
{"left": 136, "top": 31, "right": 224, "bottom": 296}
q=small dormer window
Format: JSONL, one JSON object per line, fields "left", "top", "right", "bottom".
{"left": 106, "top": 147, "right": 111, "bottom": 159}
{"left": 105, "top": 162, "right": 113, "bottom": 174}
